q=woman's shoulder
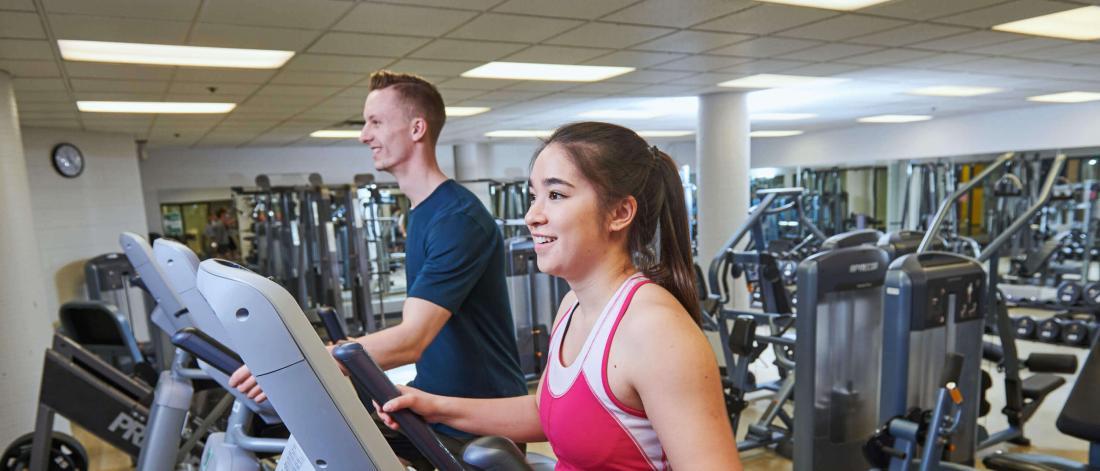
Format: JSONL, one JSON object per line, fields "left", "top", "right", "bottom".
{"left": 620, "top": 282, "right": 699, "bottom": 338}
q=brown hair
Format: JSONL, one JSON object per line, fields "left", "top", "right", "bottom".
{"left": 537, "top": 122, "right": 700, "bottom": 324}
{"left": 368, "top": 70, "right": 446, "bottom": 144}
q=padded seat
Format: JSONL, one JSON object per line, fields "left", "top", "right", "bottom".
{"left": 1022, "top": 374, "right": 1065, "bottom": 401}
{"left": 1056, "top": 337, "right": 1100, "bottom": 443}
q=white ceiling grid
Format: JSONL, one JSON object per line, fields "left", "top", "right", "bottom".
{"left": 0, "top": 0, "right": 1096, "bottom": 147}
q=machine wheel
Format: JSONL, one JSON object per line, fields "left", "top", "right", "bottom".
{"left": 1, "top": 432, "right": 88, "bottom": 471}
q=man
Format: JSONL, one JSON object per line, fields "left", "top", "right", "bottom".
{"left": 204, "top": 208, "right": 231, "bottom": 258}
{"left": 230, "top": 70, "right": 526, "bottom": 468}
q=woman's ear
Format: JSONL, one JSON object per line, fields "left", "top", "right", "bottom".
{"left": 607, "top": 195, "right": 637, "bottom": 233}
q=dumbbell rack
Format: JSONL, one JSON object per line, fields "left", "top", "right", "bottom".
{"left": 1007, "top": 313, "right": 1099, "bottom": 349}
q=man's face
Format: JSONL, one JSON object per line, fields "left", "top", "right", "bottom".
{"left": 360, "top": 88, "right": 414, "bottom": 172}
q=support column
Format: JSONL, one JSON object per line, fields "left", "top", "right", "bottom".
{"left": 452, "top": 142, "right": 491, "bottom": 181}
{"left": 0, "top": 71, "right": 53, "bottom": 445}
{"left": 697, "top": 91, "right": 750, "bottom": 309}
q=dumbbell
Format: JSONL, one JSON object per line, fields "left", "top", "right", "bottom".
{"left": 1013, "top": 316, "right": 1037, "bottom": 339}
{"left": 1060, "top": 319, "right": 1092, "bottom": 346}
{"left": 1084, "top": 282, "right": 1100, "bottom": 306}
{"left": 1037, "top": 318, "right": 1067, "bottom": 343}
{"left": 1056, "top": 280, "right": 1083, "bottom": 305}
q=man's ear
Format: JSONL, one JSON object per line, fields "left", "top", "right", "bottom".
{"left": 410, "top": 117, "right": 428, "bottom": 142}
{"left": 607, "top": 195, "right": 637, "bottom": 233}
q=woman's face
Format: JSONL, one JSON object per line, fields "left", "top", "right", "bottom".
{"left": 525, "top": 144, "right": 610, "bottom": 280}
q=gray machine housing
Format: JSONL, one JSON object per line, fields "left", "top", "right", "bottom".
{"left": 794, "top": 245, "right": 889, "bottom": 471}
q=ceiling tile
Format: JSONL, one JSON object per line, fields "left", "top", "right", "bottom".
{"left": 309, "top": 32, "right": 430, "bottom": 56}
{"left": 189, "top": 23, "right": 322, "bottom": 51}
{"left": 437, "top": 88, "right": 489, "bottom": 101}
{"left": 779, "top": 14, "right": 909, "bottom": 41}
{"left": 936, "top": 0, "right": 1077, "bottom": 28}
{"left": 17, "top": 102, "right": 76, "bottom": 112}
{"left": 0, "top": 60, "right": 60, "bottom": 77}
{"left": 63, "top": 62, "right": 174, "bottom": 80}
{"left": 50, "top": 14, "right": 190, "bottom": 43}
{"left": 271, "top": 70, "right": 363, "bottom": 86}
{"left": 544, "top": 22, "right": 674, "bottom": 49}
{"left": 965, "top": 37, "right": 1075, "bottom": 56}
{"left": 0, "top": 12, "right": 45, "bottom": 38}
{"left": 380, "top": 0, "right": 498, "bottom": 10}
{"left": 715, "top": 59, "right": 812, "bottom": 74}
{"left": 503, "top": 45, "right": 614, "bottom": 64}
{"left": 255, "top": 84, "right": 340, "bottom": 97}
{"left": 166, "top": 82, "right": 258, "bottom": 97}
{"left": 0, "top": 0, "right": 35, "bottom": 11}
{"left": 0, "top": 39, "right": 52, "bottom": 60}
{"left": 628, "top": 84, "right": 700, "bottom": 96}
{"left": 1009, "top": 43, "right": 1100, "bottom": 60}
{"left": 14, "top": 78, "right": 65, "bottom": 91}
{"left": 199, "top": 0, "right": 350, "bottom": 29}
{"left": 861, "top": 0, "right": 1003, "bottom": 21}
{"left": 911, "top": 31, "right": 1021, "bottom": 52}
{"left": 584, "top": 50, "right": 688, "bottom": 68}
{"left": 17, "top": 90, "right": 72, "bottom": 102}
{"left": 779, "top": 43, "right": 881, "bottom": 62}
{"left": 410, "top": 39, "right": 527, "bottom": 62}
{"left": 43, "top": 0, "right": 199, "bottom": 20}
{"left": 650, "top": 54, "right": 755, "bottom": 72}
{"left": 22, "top": 119, "right": 81, "bottom": 129}
{"left": 387, "top": 58, "right": 482, "bottom": 77}
{"left": 847, "top": 23, "right": 972, "bottom": 47}
{"left": 695, "top": 4, "right": 838, "bottom": 35}
{"left": 72, "top": 91, "right": 162, "bottom": 101}
{"left": 335, "top": 3, "right": 475, "bottom": 36}
{"left": 839, "top": 48, "right": 936, "bottom": 66}
{"left": 492, "top": 0, "right": 635, "bottom": 20}
{"left": 471, "top": 90, "right": 546, "bottom": 101}
{"left": 898, "top": 52, "right": 987, "bottom": 68}
{"left": 601, "top": 0, "right": 755, "bottom": 28}
{"left": 781, "top": 62, "right": 865, "bottom": 76}
{"left": 499, "top": 81, "right": 575, "bottom": 93}
{"left": 562, "top": 82, "right": 646, "bottom": 94}
{"left": 282, "top": 54, "right": 394, "bottom": 73}
{"left": 71, "top": 78, "right": 168, "bottom": 93}
{"left": 174, "top": 68, "right": 277, "bottom": 84}
{"left": 449, "top": 13, "right": 583, "bottom": 43}
{"left": 631, "top": 31, "right": 751, "bottom": 54}
{"left": 708, "top": 37, "right": 823, "bottom": 58}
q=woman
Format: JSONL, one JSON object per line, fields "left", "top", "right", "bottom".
{"left": 378, "top": 122, "right": 741, "bottom": 470}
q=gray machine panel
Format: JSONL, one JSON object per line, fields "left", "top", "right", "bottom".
{"left": 120, "top": 232, "right": 191, "bottom": 336}
{"left": 197, "top": 259, "right": 404, "bottom": 471}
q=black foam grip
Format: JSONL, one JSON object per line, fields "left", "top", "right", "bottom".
{"left": 1025, "top": 353, "right": 1078, "bottom": 374}
{"left": 940, "top": 352, "right": 965, "bottom": 386}
{"left": 982, "top": 342, "right": 1004, "bottom": 363}
{"left": 332, "top": 343, "right": 464, "bottom": 471}
{"left": 316, "top": 306, "right": 347, "bottom": 341}
{"left": 170, "top": 327, "right": 244, "bottom": 375}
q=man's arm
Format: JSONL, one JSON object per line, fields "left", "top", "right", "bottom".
{"left": 356, "top": 297, "right": 450, "bottom": 370}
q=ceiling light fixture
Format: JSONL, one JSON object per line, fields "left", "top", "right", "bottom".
{"left": 1027, "top": 91, "right": 1100, "bottom": 103}
{"left": 755, "top": 0, "right": 892, "bottom": 11}
{"left": 750, "top": 130, "right": 804, "bottom": 137}
{"left": 637, "top": 130, "right": 694, "bottom": 138}
{"left": 484, "top": 130, "right": 554, "bottom": 138}
{"left": 462, "top": 62, "right": 634, "bottom": 82}
{"left": 59, "top": 40, "right": 294, "bottom": 69}
{"left": 311, "top": 130, "right": 360, "bottom": 138}
{"left": 993, "top": 6, "right": 1100, "bottom": 41}
{"left": 751, "top": 113, "right": 817, "bottom": 121}
{"left": 446, "top": 106, "right": 491, "bottom": 117}
{"left": 77, "top": 101, "right": 236, "bottom": 113}
{"left": 908, "top": 86, "right": 1003, "bottom": 97}
{"left": 718, "top": 74, "right": 846, "bottom": 89}
{"left": 857, "top": 114, "right": 932, "bottom": 123}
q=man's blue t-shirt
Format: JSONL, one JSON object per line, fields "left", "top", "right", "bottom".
{"left": 404, "top": 180, "right": 527, "bottom": 438}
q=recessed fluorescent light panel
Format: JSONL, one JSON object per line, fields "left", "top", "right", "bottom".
{"left": 750, "top": 130, "right": 804, "bottom": 137}
{"left": 77, "top": 101, "right": 236, "bottom": 113}
{"left": 993, "top": 6, "right": 1100, "bottom": 41}
{"left": 857, "top": 114, "right": 932, "bottom": 123}
{"left": 484, "top": 130, "right": 554, "bottom": 138}
{"left": 908, "top": 86, "right": 1002, "bottom": 97}
{"left": 751, "top": 113, "right": 817, "bottom": 121}
{"left": 579, "top": 109, "right": 665, "bottom": 120}
{"left": 1027, "top": 91, "right": 1100, "bottom": 103}
{"left": 58, "top": 40, "right": 294, "bottom": 69}
{"left": 462, "top": 62, "right": 634, "bottom": 82}
{"left": 755, "top": 0, "right": 891, "bottom": 11}
{"left": 311, "top": 130, "right": 360, "bottom": 138}
{"left": 718, "top": 74, "right": 846, "bottom": 89}
{"left": 637, "top": 130, "right": 694, "bottom": 138}
{"left": 446, "top": 106, "right": 490, "bottom": 117}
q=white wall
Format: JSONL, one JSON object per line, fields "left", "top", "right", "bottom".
{"left": 452, "top": 138, "right": 697, "bottom": 182}
{"left": 140, "top": 144, "right": 455, "bottom": 233}
{"left": 22, "top": 127, "right": 149, "bottom": 324}
{"left": 751, "top": 102, "right": 1100, "bottom": 168}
